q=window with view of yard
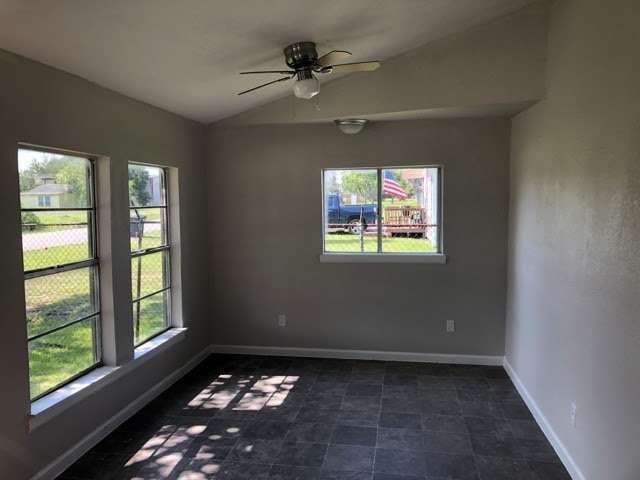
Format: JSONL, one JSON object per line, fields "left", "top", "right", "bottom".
{"left": 323, "top": 166, "right": 441, "bottom": 255}
{"left": 18, "top": 147, "right": 101, "bottom": 400}
{"left": 129, "top": 164, "right": 171, "bottom": 346}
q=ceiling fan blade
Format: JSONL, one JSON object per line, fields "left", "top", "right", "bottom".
{"left": 240, "top": 70, "right": 295, "bottom": 75}
{"left": 316, "top": 50, "right": 352, "bottom": 67}
{"left": 321, "top": 61, "right": 381, "bottom": 75}
{"left": 237, "top": 75, "right": 293, "bottom": 95}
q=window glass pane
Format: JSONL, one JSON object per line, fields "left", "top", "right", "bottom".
{"left": 131, "top": 251, "right": 168, "bottom": 301}
{"left": 28, "top": 316, "right": 98, "bottom": 399}
{"left": 380, "top": 168, "right": 439, "bottom": 253}
{"left": 128, "top": 164, "right": 166, "bottom": 207}
{"left": 133, "top": 290, "right": 168, "bottom": 345}
{"left": 129, "top": 207, "right": 167, "bottom": 251}
{"left": 25, "top": 267, "right": 97, "bottom": 338}
{"left": 22, "top": 210, "right": 93, "bottom": 270}
{"left": 323, "top": 169, "right": 379, "bottom": 253}
{"left": 18, "top": 147, "right": 100, "bottom": 399}
{"left": 129, "top": 163, "right": 170, "bottom": 347}
{"left": 18, "top": 149, "right": 92, "bottom": 209}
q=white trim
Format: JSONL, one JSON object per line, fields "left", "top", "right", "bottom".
{"left": 319, "top": 253, "right": 447, "bottom": 264}
{"left": 134, "top": 327, "right": 185, "bottom": 359}
{"left": 503, "top": 358, "right": 585, "bottom": 480}
{"left": 210, "top": 344, "right": 502, "bottom": 366}
{"left": 31, "top": 328, "right": 187, "bottom": 425}
{"left": 31, "top": 343, "right": 211, "bottom": 480}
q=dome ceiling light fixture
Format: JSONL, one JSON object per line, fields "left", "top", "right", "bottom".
{"left": 237, "top": 41, "right": 381, "bottom": 99}
{"left": 335, "top": 118, "right": 368, "bottom": 135}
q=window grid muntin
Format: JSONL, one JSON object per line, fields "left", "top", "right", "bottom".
{"left": 129, "top": 207, "right": 169, "bottom": 255}
{"left": 128, "top": 164, "right": 171, "bottom": 347}
{"left": 20, "top": 149, "right": 102, "bottom": 401}
{"left": 29, "top": 315, "right": 101, "bottom": 400}
{"left": 321, "top": 165, "right": 443, "bottom": 254}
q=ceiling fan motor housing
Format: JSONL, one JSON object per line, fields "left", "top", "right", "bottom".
{"left": 284, "top": 42, "right": 318, "bottom": 70}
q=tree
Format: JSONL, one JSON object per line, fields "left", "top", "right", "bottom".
{"left": 342, "top": 170, "right": 377, "bottom": 203}
{"left": 128, "top": 168, "right": 151, "bottom": 206}
{"left": 56, "top": 162, "right": 88, "bottom": 205}
{"left": 19, "top": 172, "right": 35, "bottom": 192}
{"left": 391, "top": 170, "right": 415, "bottom": 197}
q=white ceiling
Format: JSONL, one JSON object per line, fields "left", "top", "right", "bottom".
{"left": 0, "top": 0, "right": 533, "bottom": 123}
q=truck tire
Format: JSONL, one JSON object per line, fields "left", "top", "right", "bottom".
{"left": 348, "top": 218, "right": 366, "bottom": 235}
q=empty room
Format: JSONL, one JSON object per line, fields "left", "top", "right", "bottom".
{"left": 0, "top": 0, "right": 638, "bottom": 479}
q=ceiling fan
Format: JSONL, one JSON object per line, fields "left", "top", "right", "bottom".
{"left": 237, "top": 41, "right": 381, "bottom": 99}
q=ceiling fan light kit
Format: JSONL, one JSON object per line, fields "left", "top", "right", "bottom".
{"left": 237, "top": 41, "right": 380, "bottom": 99}
{"left": 292, "top": 69, "right": 319, "bottom": 99}
{"left": 335, "top": 118, "right": 368, "bottom": 135}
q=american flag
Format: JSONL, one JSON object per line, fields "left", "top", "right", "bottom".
{"left": 383, "top": 170, "right": 407, "bottom": 199}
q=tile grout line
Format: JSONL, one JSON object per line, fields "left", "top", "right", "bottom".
{"left": 67, "top": 357, "right": 566, "bottom": 480}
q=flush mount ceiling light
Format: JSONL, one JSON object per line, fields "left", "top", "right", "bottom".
{"left": 335, "top": 119, "right": 368, "bottom": 135}
{"left": 237, "top": 42, "right": 381, "bottom": 99}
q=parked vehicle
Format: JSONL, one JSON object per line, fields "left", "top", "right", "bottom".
{"left": 326, "top": 193, "right": 377, "bottom": 234}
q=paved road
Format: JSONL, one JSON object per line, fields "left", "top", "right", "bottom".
{"left": 22, "top": 224, "right": 160, "bottom": 251}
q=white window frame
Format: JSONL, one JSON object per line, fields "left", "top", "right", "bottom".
{"left": 21, "top": 149, "right": 186, "bottom": 425}
{"left": 19, "top": 146, "right": 102, "bottom": 401}
{"left": 320, "top": 165, "right": 446, "bottom": 264}
{"left": 128, "top": 163, "right": 172, "bottom": 346}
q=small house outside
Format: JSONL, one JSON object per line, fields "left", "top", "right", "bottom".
{"left": 19, "top": 174, "right": 74, "bottom": 208}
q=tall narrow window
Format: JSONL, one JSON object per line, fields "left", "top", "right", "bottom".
{"left": 18, "top": 147, "right": 101, "bottom": 400}
{"left": 323, "top": 166, "right": 442, "bottom": 254}
{"left": 128, "top": 164, "right": 170, "bottom": 346}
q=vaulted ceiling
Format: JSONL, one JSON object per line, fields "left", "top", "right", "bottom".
{"left": 0, "top": 0, "right": 535, "bottom": 123}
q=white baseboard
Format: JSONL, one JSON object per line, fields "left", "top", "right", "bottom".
{"left": 210, "top": 344, "right": 504, "bottom": 366}
{"left": 32, "top": 345, "right": 212, "bottom": 480}
{"left": 503, "top": 358, "right": 586, "bottom": 480}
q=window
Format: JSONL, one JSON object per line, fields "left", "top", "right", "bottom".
{"left": 18, "top": 148, "right": 101, "bottom": 400}
{"left": 129, "top": 164, "right": 170, "bottom": 346}
{"left": 37, "top": 195, "right": 51, "bottom": 207}
{"left": 323, "top": 166, "right": 442, "bottom": 255}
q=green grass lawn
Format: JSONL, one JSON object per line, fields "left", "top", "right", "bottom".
{"left": 25, "top": 231, "right": 167, "bottom": 398}
{"left": 325, "top": 233, "right": 435, "bottom": 253}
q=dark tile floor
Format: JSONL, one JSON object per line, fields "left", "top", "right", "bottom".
{"left": 59, "top": 355, "right": 571, "bottom": 480}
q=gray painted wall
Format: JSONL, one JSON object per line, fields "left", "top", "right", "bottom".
{"left": 0, "top": 50, "right": 209, "bottom": 479}
{"left": 506, "top": 1, "right": 640, "bottom": 479}
{"left": 207, "top": 119, "right": 510, "bottom": 356}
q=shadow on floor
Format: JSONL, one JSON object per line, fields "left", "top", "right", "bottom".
{"left": 58, "top": 354, "right": 571, "bottom": 480}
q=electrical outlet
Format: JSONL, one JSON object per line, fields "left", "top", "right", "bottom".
{"left": 278, "top": 314, "right": 287, "bottom": 327}
{"left": 446, "top": 320, "right": 455, "bottom": 333}
{"left": 570, "top": 402, "right": 577, "bottom": 428}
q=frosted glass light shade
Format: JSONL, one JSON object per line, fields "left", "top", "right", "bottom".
{"left": 335, "top": 119, "right": 368, "bottom": 135}
{"left": 293, "top": 77, "right": 319, "bottom": 99}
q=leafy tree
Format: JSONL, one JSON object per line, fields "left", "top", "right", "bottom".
{"left": 56, "top": 162, "right": 89, "bottom": 205}
{"left": 391, "top": 170, "right": 415, "bottom": 197}
{"left": 19, "top": 172, "right": 35, "bottom": 192}
{"left": 381, "top": 170, "right": 415, "bottom": 201}
{"left": 342, "top": 170, "right": 377, "bottom": 203}
{"left": 128, "top": 168, "right": 151, "bottom": 206}
{"left": 19, "top": 154, "right": 72, "bottom": 192}
{"left": 21, "top": 212, "right": 41, "bottom": 231}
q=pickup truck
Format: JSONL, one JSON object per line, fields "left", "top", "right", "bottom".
{"left": 326, "top": 193, "right": 377, "bottom": 234}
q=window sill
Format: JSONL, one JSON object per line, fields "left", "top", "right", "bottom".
{"left": 29, "top": 328, "right": 187, "bottom": 431}
{"left": 319, "top": 253, "right": 447, "bottom": 264}
{"left": 134, "top": 328, "right": 185, "bottom": 359}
